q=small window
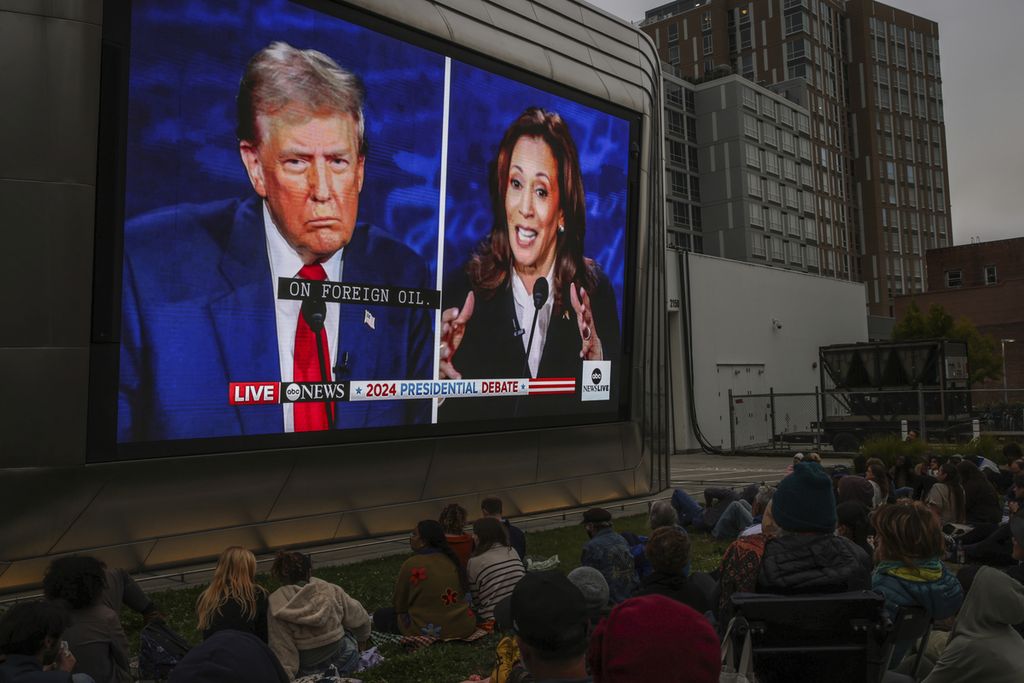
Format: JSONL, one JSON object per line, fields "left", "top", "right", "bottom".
{"left": 985, "top": 265, "right": 997, "bottom": 285}
{"left": 945, "top": 270, "right": 962, "bottom": 288}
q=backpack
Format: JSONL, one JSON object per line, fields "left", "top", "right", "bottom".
{"left": 139, "top": 620, "right": 191, "bottom": 680}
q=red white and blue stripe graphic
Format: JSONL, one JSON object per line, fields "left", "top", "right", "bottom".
{"left": 526, "top": 378, "right": 576, "bottom": 395}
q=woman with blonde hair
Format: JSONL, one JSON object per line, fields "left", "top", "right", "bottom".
{"left": 196, "top": 546, "right": 269, "bottom": 642}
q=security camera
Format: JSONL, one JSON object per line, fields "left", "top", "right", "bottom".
{"left": 772, "top": 318, "right": 783, "bottom": 331}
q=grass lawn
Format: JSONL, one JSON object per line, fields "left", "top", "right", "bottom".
{"left": 124, "top": 515, "right": 729, "bottom": 682}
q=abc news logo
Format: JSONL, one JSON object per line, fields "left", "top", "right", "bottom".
{"left": 581, "top": 361, "right": 611, "bottom": 402}
{"left": 229, "top": 382, "right": 348, "bottom": 405}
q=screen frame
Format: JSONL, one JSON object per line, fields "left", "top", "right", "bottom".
{"left": 87, "top": 0, "right": 642, "bottom": 463}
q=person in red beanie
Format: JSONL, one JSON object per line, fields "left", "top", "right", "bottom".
{"left": 586, "top": 594, "right": 718, "bottom": 683}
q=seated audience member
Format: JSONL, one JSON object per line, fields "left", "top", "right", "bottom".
{"left": 836, "top": 501, "right": 874, "bottom": 558}
{"left": 481, "top": 497, "right": 526, "bottom": 560}
{"left": 957, "top": 460, "right": 1002, "bottom": 540}
{"left": 870, "top": 502, "right": 963, "bottom": 668}
{"left": 927, "top": 456, "right": 942, "bottom": 480}
{"left": 736, "top": 485, "right": 775, "bottom": 538}
{"left": 922, "top": 566, "right": 1024, "bottom": 683}
{"left": 266, "top": 551, "right": 370, "bottom": 679}
{"left": 757, "top": 462, "right": 872, "bottom": 595}
{"left": 508, "top": 571, "right": 592, "bottom": 683}
{"left": 0, "top": 601, "right": 92, "bottom": 683}
{"left": 837, "top": 474, "right": 874, "bottom": 509}
{"left": 890, "top": 455, "right": 919, "bottom": 499}
{"left": 587, "top": 595, "right": 718, "bottom": 683}
{"left": 962, "top": 477, "right": 1024, "bottom": 566}
{"left": 926, "top": 463, "right": 965, "bottom": 527}
{"left": 566, "top": 567, "right": 610, "bottom": 628}
{"left": 580, "top": 508, "right": 639, "bottom": 606}
{"left": 670, "top": 484, "right": 758, "bottom": 535}
{"left": 196, "top": 546, "right": 268, "bottom": 643}
{"left": 440, "top": 503, "right": 475, "bottom": 570}
{"left": 484, "top": 569, "right": 607, "bottom": 683}
{"left": 1000, "top": 445, "right": 1024, "bottom": 501}
{"left": 373, "top": 519, "right": 476, "bottom": 639}
{"left": 716, "top": 501, "right": 777, "bottom": 623}
{"left": 784, "top": 452, "right": 804, "bottom": 477}
{"left": 634, "top": 527, "right": 714, "bottom": 616}
{"left": 914, "top": 459, "right": 939, "bottom": 501}
{"left": 1005, "top": 513, "right": 1024, "bottom": 586}
{"left": 867, "top": 461, "right": 892, "bottom": 507}
{"left": 42, "top": 557, "right": 130, "bottom": 683}
{"left": 169, "top": 629, "right": 288, "bottom": 683}
{"left": 99, "top": 565, "right": 161, "bottom": 624}
{"left": 467, "top": 517, "right": 526, "bottom": 625}
{"left": 619, "top": 499, "right": 688, "bottom": 581}
{"left": 852, "top": 453, "right": 868, "bottom": 475}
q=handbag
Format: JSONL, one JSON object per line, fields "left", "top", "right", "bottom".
{"left": 719, "top": 616, "right": 756, "bottom": 683}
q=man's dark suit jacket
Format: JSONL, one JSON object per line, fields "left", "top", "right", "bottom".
{"left": 118, "top": 196, "right": 432, "bottom": 442}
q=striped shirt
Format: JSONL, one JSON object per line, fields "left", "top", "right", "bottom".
{"left": 467, "top": 545, "right": 526, "bottom": 621}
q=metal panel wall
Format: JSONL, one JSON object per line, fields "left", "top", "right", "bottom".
{"left": 0, "top": 0, "right": 667, "bottom": 592}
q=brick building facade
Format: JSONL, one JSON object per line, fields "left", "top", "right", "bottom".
{"left": 894, "top": 238, "right": 1024, "bottom": 393}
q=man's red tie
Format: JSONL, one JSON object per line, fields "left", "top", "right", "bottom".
{"left": 293, "top": 263, "right": 330, "bottom": 432}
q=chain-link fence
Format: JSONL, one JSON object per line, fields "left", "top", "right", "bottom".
{"left": 726, "top": 387, "right": 1024, "bottom": 453}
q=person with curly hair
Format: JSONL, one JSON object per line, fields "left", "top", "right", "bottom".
{"left": 267, "top": 551, "right": 370, "bottom": 679}
{"left": 42, "top": 556, "right": 130, "bottom": 683}
{"left": 195, "top": 546, "right": 269, "bottom": 643}
{"left": 634, "top": 527, "right": 713, "bottom": 615}
{"left": 0, "top": 600, "right": 92, "bottom": 682}
{"left": 439, "top": 503, "right": 475, "bottom": 571}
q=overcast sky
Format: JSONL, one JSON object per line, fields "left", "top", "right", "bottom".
{"left": 587, "top": 0, "right": 1024, "bottom": 245}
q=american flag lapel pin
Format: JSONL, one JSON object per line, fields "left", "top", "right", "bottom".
{"left": 364, "top": 309, "right": 375, "bottom": 330}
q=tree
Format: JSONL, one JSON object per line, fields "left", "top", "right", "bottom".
{"left": 893, "top": 302, "right": 1002, "bottom": 384}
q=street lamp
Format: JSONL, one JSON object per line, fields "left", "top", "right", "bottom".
{"left": 1002, "top": 339, "right": 1016, "bottom": 404}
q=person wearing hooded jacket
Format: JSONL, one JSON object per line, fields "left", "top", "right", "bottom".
{"left": 266, "top": 552, "right": 370, "bottom": 680}
{"left": 757, "top": 462, "right": 872, "bottom": 595}
{"left": 922, "top": 565, "right": 1024, "bottom": 683}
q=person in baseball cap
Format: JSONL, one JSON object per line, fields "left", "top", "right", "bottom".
{"left": 496, "top": 570, "right": 591, "bottom": 682}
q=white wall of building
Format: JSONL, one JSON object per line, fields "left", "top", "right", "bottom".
{"left": 669, "top": 251, "right": 868, "bottom": 452}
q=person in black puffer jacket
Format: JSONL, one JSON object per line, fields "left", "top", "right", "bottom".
{"left": 757, "top": 462, "right": 872, "bottom": 595}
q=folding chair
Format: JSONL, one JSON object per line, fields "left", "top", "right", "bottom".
{"left": 726, "top": 591, "right": 888, "bottom": 683}
{"left": 874, "top": 605, "right": 932, "bottom": 682}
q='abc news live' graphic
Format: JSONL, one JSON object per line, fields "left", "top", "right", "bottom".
{"left": 114, "top": 0, "right": 629, "bottom": 445}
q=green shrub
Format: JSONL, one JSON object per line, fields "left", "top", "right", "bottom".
{"left": 859, "top": 434, "right": 927, "bottom": 468}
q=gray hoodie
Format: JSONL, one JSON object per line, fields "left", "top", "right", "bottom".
{"left": 923, "top": 566, "right": 1024, "bottom": 683}
{"left": 267, "top": 577, "right": 371, "bottom": 678}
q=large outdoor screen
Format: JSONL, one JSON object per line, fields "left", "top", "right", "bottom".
{"left": 93, "top": 0, "right": 637, "bottom": 459}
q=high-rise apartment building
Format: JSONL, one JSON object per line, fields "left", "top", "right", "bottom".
{"left": 663, "top": 74, "right": 705, "bottom": 253}
{"left": 844, "top": 2, "right": 952, "bottom": 315}
{"left": 642, "top": 0, "right": 951, "bottom": 316}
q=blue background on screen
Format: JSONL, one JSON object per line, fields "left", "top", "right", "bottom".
{"left": 442, "top": 60, "right": 630, "bottom": 328}
{"left": 124, "top": 0, "right": 446, "bottom": 270}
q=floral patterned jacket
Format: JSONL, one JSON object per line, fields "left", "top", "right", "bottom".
{"left": 394, "top": 549, "right": 477, "bottom": 639}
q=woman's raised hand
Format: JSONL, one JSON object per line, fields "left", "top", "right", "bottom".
{"left": 570, "top": 282, "right": 603, "bottom": 360}
{"left": 439, "top": 291, "right": 475, "bottom": 379}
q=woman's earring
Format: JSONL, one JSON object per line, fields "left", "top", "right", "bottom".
{"left": 558, "top": 224, "right": 565, "bottom": 234}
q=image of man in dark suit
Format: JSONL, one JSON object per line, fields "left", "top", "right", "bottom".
{"left": 118, "top": 42, "right": 433, "bottom": 442}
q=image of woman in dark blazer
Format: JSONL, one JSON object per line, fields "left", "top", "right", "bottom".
{"left": 439, "top": 107, "right": 620, "bottom": 419}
